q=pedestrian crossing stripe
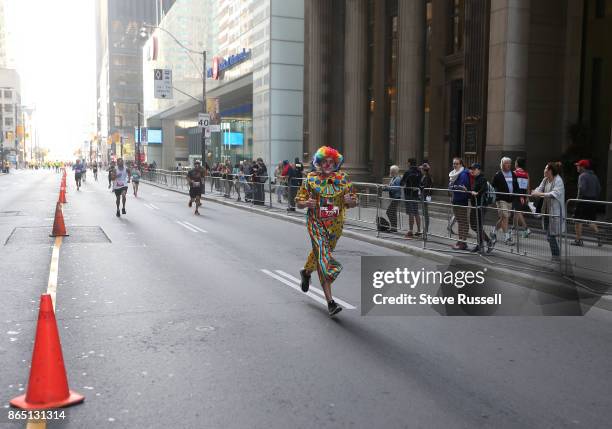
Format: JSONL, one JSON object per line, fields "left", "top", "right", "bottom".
{"left": 260, "top": 269, "right": 356, "bottom": 310}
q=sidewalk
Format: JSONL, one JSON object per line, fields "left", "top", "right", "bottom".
{"left": 142, "top": 177, "right": 612, "bottom": 310}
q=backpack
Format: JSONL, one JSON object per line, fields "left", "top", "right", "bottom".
{"left": 376, "top": 216, "right": 391, "bottom": 232}
{"left": 483, "top": 182, "right": 497, "bottom": 206}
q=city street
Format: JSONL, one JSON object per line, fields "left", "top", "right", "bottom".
{"left": 1, "top": 170, "right": 611, "bottom": 428}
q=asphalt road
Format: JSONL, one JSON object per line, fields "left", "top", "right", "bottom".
{"left": 1, "top": 170, "right": 611, "bottom": 429}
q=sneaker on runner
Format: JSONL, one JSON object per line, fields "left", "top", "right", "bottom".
{"left": 328, "top": 300, "right": 342, "bottom": 317}
{"left": 300, "top": 269, "right": 310, "bottom": 292}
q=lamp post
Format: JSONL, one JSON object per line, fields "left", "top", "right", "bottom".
{"left": 140, "top": 23, "right": 207, "bottom": 167}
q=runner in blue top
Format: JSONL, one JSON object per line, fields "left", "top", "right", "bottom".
{"left": 73, "top": 159, "right": 84, "bottom": 191}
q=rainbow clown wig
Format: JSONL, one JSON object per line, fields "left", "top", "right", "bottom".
{"left": 312, "top": 146, "right": 344, "bottom": 171}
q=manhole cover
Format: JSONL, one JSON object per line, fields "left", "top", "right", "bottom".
{"left": 5, "top": 226, "right": 111, "bottom": 246}
{"left": 0, "top": 211, "right": 22, "bottom": 217}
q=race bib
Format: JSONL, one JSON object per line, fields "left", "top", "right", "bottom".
{"left": 115, "top": 180, "right": 125, "bottom": 187}
{"left": 192, "top": 181, "right": 200, "bottom": 187}
{"left": 319, "top": 198, "right": 339, "bottom": 219}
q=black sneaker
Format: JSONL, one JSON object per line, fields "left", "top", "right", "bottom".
{"left": 300, "top": 269, "right": 310, "bottom": 293}
{"left": 122, "top": 208, "right": 126, "bottom": 215}
{"left": 116, "top": 210, "right": 120, "bottom": 218}
{"left": 328, "top": 300, "right": 342, "bottom": 317}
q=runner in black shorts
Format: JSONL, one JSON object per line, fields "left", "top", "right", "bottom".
{"left": 111, "top": 158, "right": 130, "bottom": 217}
{"left": 73, "top": 159, "right": 84, "bottom": 190}
{"left": 187, "top": 160, "right": 204, "bottom": 215}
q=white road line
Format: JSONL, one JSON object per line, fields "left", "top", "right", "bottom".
{"left": 149, "top": 203, "right": 160, "bottom": 210}
{"left": 182, "top": 221, "right": 207, "bottom": 233}
{"left": 144, "top": 203, "right": 154, "bottom": 210}
{"left": 275, "top": 270, "right": 356, "bottom": 309}
{"left": 261, "top": 269, "right": 329, "bottom": 306}
{"left": 176, "top": 220, "right": 199, "bottom": 233}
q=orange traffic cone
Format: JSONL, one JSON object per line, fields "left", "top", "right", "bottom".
{"left": 10, "top": 294, "right": 84, "bottom": 410}
{"left": 50, "top": 202, "right": 68, "bottom": 237}
{"left": 58, "top": 186, "right": 67, "bottom": 204}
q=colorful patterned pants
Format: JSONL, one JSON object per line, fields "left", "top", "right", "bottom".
{"left": 304, "top": 218, "right": 344, "bottom": 285}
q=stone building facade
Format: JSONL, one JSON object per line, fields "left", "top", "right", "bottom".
{"left": 303, "top": 0, "right": 612, "bottom": 201}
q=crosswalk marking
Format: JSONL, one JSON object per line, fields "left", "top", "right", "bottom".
{"left": 176, "top": 220, "right": 198, "bottom": 233}
{"left": 261, "top": 269, "right": 329, "bottom": 306}
{"left": 275, "top": 270, "right": 356, "bottom": 309}
{"left": 182, "top": 221, "right": 207, "bottom": 233}
{"left": 261, "top": 269, "right": 356, "bottom": 310}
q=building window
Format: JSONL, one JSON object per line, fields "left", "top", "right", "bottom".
{"left": 4, "top": 104, "right": 12, "bottom": 112}
{"left": 5, "top": 117, "right": 13, "bottom": 127}
{"left": 449, "top": 0, "right": 464, "bottom": 54}
{"left": 4, "top": 89, "right": 12, "bottom": 99}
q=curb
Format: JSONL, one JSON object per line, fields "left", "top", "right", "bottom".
{"left": 142, "top": 180, "right": 612, "bottom": 312}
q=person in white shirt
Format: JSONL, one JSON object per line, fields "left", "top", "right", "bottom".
{"left": 111, "top": 158, "right": 130, "bottom": 217}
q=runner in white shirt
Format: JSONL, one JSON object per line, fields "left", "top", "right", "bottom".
{"left": 111, "top": 158, "right": 130, "bottom": 217}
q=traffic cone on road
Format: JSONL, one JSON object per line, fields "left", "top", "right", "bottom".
{"left": 10, "top": 294, "right": 84, "bottom": 410}
{"left": 58, "top": 186, "right": 67, "bottom": 204}
{"left": 50, "top": 202, "right": 68, "bottom": 237}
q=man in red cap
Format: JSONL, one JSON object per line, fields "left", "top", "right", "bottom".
{"left": 572, "top": 159, "right": 602, "bottom": 247}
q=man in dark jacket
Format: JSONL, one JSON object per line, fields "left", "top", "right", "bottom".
{"left": 400, "top": 158, "right": 422, "bottom": 237}
{"left": 491, "top": 156, "right": 519, "bottom": 246}
{"left": 469, "top": 163, "right": 493, "bottom": 253}
{"left": 448, "top": 157, "right": 471, "bottom": 250}
{"left": 573, "top": 159, "right": 602, "bottom": 246}
{"left": 287, "top": 157, "right": 303, "bottom": 212}
{"left": 252, "top": 158, "right": 268, "bottom": 205}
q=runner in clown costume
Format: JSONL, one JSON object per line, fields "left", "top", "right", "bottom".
{"left": 296, "top": 146, "right": 358, "bottom": 316}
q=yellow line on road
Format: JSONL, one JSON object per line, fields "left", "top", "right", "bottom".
{"left": 47, "top": 236, "right": 63, "bottom": 310}
{"left": 24, "top": 207, "right": 65, "bottom": 428}
{"left": 25, "top": 419, "right": 46, "bottom": 429}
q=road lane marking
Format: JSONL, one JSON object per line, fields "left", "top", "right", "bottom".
{"left": 182, "top": 221, "right": 207, "bottom": 233}
{"left": 261, "top": 269, "right": 329, "bottom": 306}
{"left": 144, "top": 203, "right": 160, "bottom": 210}
{"left": 47, "top": 236, "right": 63, "bottom": 310}
{"left": 176, "top": 220, "right": 198, "bottom": 233}
{"left": 149, "top": 203, "right": 160, "bottom": 210}
{"left": 275, "top": 270, "right": 356, "bottom": 309}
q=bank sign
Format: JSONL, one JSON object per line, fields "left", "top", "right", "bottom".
{"left": 207, "top": 49, "right": 252, "bottom": 80}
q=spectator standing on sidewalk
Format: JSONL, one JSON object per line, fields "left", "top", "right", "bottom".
{"left": 513, "top": 157, "right": 531, "bottom": 238}
{"left": 401, "top": 158, "right": 422, "bottom": 238}
{"left": 384, "top": 165, "right": 402, "bottom": 232}
{"left": 419, "top": 163, "right": 433, "bottom": 237}
{"left": 283, "top": 160, "right": 299, "bottom": 212}
{"left": 572, "top": 159, "right": 602, "bottom": 247}
{"left": 492, "top": 157, "right": 519, "bottom": 246}
{"left": 252, "top": 158, "right": 268, "bottom": 206}
{"left": 532, "top": 162, "right": 566, "bottom": 261}
{"left": 468, "top": 163, "right": 493, "bottom": 253}
{"left": 233, "top": 163, "right": 242, "bottom": 201}
{"left": 274, "top": 161, "right": 284, "bottom": 204}
{"left": 448, "top": 157, "right": 471, "bottom": 250}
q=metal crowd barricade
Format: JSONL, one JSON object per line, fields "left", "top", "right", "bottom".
{"left": 564, "top": 199, "right": 612, "bottom": 286}
{"left": 139, "top": 170, "right": 609, "bottom": 282}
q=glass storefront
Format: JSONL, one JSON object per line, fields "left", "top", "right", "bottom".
{"left": 210, "top": 116, "right": 253, "bottom": 166}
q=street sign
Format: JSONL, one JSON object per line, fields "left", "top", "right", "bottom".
{"left": 205, "top": 128, "right": 211, "bottom": 138}
{"left": 154, "top": 69, "right": 173, "bottom": 99}
{"left": 197, "top": 113, "right": 210, "bottom": 128}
